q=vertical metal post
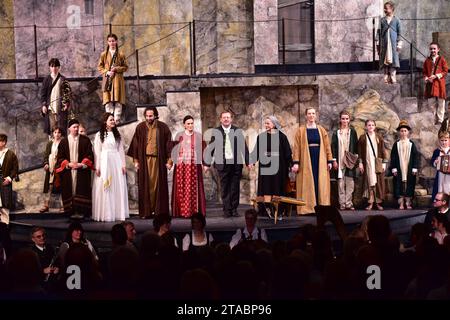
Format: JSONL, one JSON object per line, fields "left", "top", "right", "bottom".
{"left": 282, "top": 18, "right": 286, "bottom": 65}
{"left": 192, "top": 20, "right": 197, "bottom": 75}
{"left": 372, "top": 18, "right": 376, "bottom": 64}
{"left": 311, "top": 1, "right": 315, "bottom": 64}
{"left": 410, "top": 42, "right": 414, "bottom": 96}
{"left": 33, "top": 25, "right": 39, "bottom": 79}
{"left": 135, "top": 49, "right": 141, "bottom": 104}
{"left": 189, "top": 22, "right": 193, "bottom": 76}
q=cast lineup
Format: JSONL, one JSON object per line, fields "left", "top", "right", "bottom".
{"left": 0, "top": 15, "right": 448, "bottom": 224}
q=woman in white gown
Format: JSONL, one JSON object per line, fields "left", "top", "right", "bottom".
{"left": 92, "top": 113, "right": 129, "bottom": 222}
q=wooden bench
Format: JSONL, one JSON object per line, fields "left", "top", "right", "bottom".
{"left": 251, "top": 196, "right": 306, "bottom": 224}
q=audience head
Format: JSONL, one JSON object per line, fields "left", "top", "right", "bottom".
{"left": 111, "top": 224, "right": 128, "bottom": 247}
{"left": 191, "top": 212, "right": 206, "bottom": 232}
{"left": 30, "top": 227, "right": 47, "bottom": 248}
{"left": 153, "top": 213, "right": 172, "bottom": 235}
{"left": 65, "top": 221, "right": 85, "bottom": 244}
{"left": 244, "top": 209, "right": 258, "bottom": 230}
{"left": 122, "top": 221, "right": 136, "bottom": 243}
{"left": 431, "top": 212, "right": 449, "bottom": 232}
{"left": 434, "top": 192, "right": 449, "bottom": 209}
{"left": 367, "top": 215, "right": 391, "bottom": 246}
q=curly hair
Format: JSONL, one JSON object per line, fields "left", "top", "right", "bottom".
{"left": 99, "top": 113, "right": 121, "bottom": 143}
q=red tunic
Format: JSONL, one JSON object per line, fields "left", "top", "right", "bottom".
{"left": 423, "top": 55, "right": 448, "bottom": 99}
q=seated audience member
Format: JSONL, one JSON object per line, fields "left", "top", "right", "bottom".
{"left": 122, "top": 221, "right": 137, "bottom": 250}
{"left": 424, "top": 192, "right": 450, "bottom": 232}
{"left": 182, "top": 212, "right": 214, "bottom": 252}
{"left": 30, "top": 227, "right": 59, "bottom": 281}
{"left": 430, "top": 212, "right": 449, "bottom": 245}
{"left": 62, "top": 221, "right": 98, "bottom": 262}
{"left": 6, "top": 249, "right": 44, "bottom": 296}
{"left": 0, "top": 222, "right": 11, "bottom": 264}
{"left": 230, "top": 209, "right": 268, "bottom": 249}
{"left": 153, "top": 213, "right": 178, "bottom": 247}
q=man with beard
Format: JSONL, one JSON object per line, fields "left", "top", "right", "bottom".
{"left": 128, "top": 107, "right": 172, "bottom": 218}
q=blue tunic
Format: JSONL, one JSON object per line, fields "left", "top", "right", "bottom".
{"left": 307, "top": 128, "right": 320, "bottom": 201}
{"left": 379, "top": 16, "right": 402, "bottom": 69}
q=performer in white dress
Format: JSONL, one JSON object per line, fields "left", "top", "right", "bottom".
{"left": 92, "top": 113, "right": 129, "bottom": 222}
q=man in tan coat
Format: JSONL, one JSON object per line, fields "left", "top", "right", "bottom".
{"left": 98, "top": 34, "right": 128, "bottom": 124}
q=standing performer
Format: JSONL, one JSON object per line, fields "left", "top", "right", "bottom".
{"left": 431, "top": 131, "right": 450, "bottom": 201}
{"left": 40, "top": 58, "right": 72, "bottom": 136}
{"left": 292, "top": 108, "right": 333, "bottom": 215}
{"left": 251, "top": 115, "right": 292, "bottom": 220}
{"left": 127, "top": 107, "right": 172, "bottom": 218}
{"left": 56, "top": 119, "right": 94, "bottom": 219}
{"left": 39, "top": 127, "right": 64, "bottom": 213}
{"left": 331, "top": 110, "right": 359, "bottom": 211}
{"left": 92, "top": 113, "right": 129, "bottom": 222}
{"left": 358, "top": 120, "right": 388, "bottom": 211}
{"left": 98, "top": 34, "right": 128, "bottom": 124}
{"left": 377, "top": 1, "right": 402, "bottom": 84}
{"left": 423, "top": 42, "right": 448, "bottom": 125}
{"left": 389, "top": 120, "right": 419, "bottom": 210}
{"left": 0, "top": 134, "right": 18, "bottom": 225}
{"left": 171, "top": 115, "right": 206, "bottom": 218}
{"left": 204, "top": 111, "right": 250, "bottom": 218}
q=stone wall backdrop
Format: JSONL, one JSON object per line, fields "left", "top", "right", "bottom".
{"left": 0, "top": 0, "right": 16, "bottom": 79}
{"left": 253, "top": 0, "right": 278, "bottom": 65}
{"left": 396, "top": 0, "right": 450, "bottom": 64}
{"left": 314, "top": 0, "right": 382, "bottom": 63}
{"left": 13, "top": 0, "right": 104, "bottom": 79}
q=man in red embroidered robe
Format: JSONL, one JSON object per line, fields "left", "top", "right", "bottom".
{"left": 56, "top": 119, "right": 94, "bottom": 219}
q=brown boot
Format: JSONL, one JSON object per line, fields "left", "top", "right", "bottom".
{"left": 39, "top": 201, "right": 49, "bottom": 213}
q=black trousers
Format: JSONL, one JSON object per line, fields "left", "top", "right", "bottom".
{"left": 216, "top": 164, "right": 242, "bottom": 214}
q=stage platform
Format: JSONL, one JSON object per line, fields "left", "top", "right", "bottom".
{"left": 9, "top": 202, "right": 427, "bottom": 251}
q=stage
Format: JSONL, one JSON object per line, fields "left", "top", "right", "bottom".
{"left": 9, "top": 202, "right": 427, "bottom": 251}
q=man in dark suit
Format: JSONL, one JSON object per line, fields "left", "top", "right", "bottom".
{"left": 205, "top": 111, "right": 251, "bottom": 217}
